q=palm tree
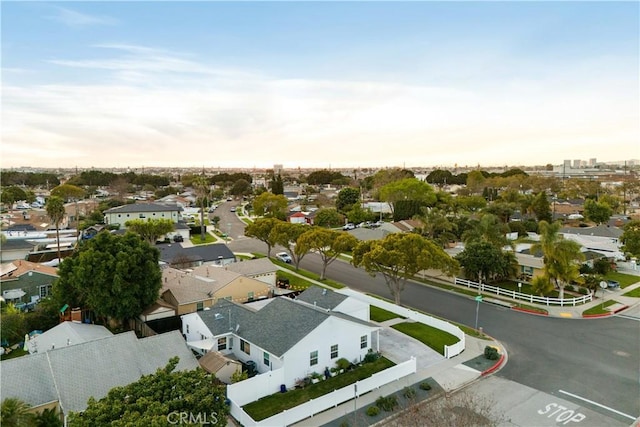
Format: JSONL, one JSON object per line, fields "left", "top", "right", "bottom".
{"left": 462, "top": 213, "right": 511, "bottom": 249}
{"left": 1, "top": 397, "right": 36, "bottom": 427}
{"left": 192, "top": 176, "right": 210, "bottom": 242}
{"left": 532, "top": 221, "right": 585, "bottom": 299}
{"left": 46, "top": 196, "right": 66, "bottom": 261}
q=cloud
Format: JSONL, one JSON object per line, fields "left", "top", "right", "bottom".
{"left": 48, "top": 7, "right": 118, "bottom": 28}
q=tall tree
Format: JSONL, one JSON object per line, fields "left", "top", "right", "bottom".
{"left": 244, "top": 218, "right": 281, "bottom": 258}
{"left": 455, "top": 241, "right": 517, "bottom": 283}
{"left": 531, "top": 221, "right": 585, "bottom": 299}
{"left": 621, "top": 220, "right": 640, "bottom": 257}
{"left": 46, "top": 195, "right": 66, "bottom": 261}
{"left": 461, "top": 214, "right": 510, "bottom": 250}
{"left": 124, "top": 219, "right": 175, "bottom": 245}
{"left": 68, "top": 357, "right": 228, "bottom": 426}
{"left": 271, "top": 173, "right": 284, "bottom": 195}
{"left": 252, "top": 192, "right": 288, "bottom": 219}
{"left": 297, "top": 228, "right": 357, "bottom": 280}
{"left": 352, "top": 233, "right": 459, "bottom": 305}
{"left": 336, "top": 187, "right": 360, "bottom": 213}
{"left": 530, "top": 192, "right": 552, "bottom": 222}
{"left": 272, "top": 222, "right": 310, "bottom": 270}
{"left": 379, "top": 178, "right": 437, "bottom": 216}
{"left": 583, "top": 199, "right": 613, "bottom": 225}
{"left": 192, "top": 176, "right": 211, "bottom": 241}
{"left": 54, "top": 232, "right": 162, "bottom": 326}
{"left": 0, "top": 186, "right": 28, "bottom": 208}
{"left": 0, "top": 398, "right": 36, "bottom": 427}
{"left": 314, "top": 208, "right": 344, "bottom": 228}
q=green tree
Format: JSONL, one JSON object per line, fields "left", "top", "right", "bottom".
{"left": 124, "top": 219, "right": 175, "bottom": 245}
{"left": 252, "top": 192, "right": 288, "bottom": 219}
{"left": 461, "top": 214, "right": 510, "bottom": 250}
{"left": 0, "top": 398, "right": 36, "bottom": 427}
{"left": 68, "top": 357, "right": 228, "bottom": 426}
{"left": 336, "top": 187, "right": 360, "bottom": 213}
{"left": 531, "top": 192, "right": 552, "bottom": 222}
{"left": 230, "top": 179, "right": 252, "bottom": 198}
{"left": 271, "top": 173, "right": 284, "bottom": 195}
{"left": 455, "top": 241, "right": 517, "bottom": 283}
{"left": 272, "top": 222, "right": 310, "bottom": 270}
{"left": 531, "top": 221, "right": 585, "bottom": 299}
{"left": 244, "top": 218, "right": 281, "bottom": 258}
{"left": 54, "top": 232, "right": 162, "bottom": 326}
{"left": 50, "top": 184, "right": 85, "bottom": 201}
{"left": 583, "top": 199, "right": 613, "bottom": 225}
{"left": 466, "top": 170, "right": 486, "bottom": 194}
{"left": 352, "top": 233, "right": 459, "bottom": 305}
{"left": 297, "top": 228, "right": 357, "bottom": 280}
{"left": 0, "top": 304, "right": 27, "bottom": 345}
{"left": 35, "top": 408, "right": 62, "bottom": 427}
{"left": 379, "top": 178, "right": 437, "bottom": 216}
{"left": 621, "top": 220, "right": 640, "bottom": 256}
{"left": 46, "top": 196, "right": 66, "bottom": 261}
{"left": 314, "top": 208, "right": 344, "bottom": 228}
{"left": 414, "top": 208, "right": 457, "bottom": 248}
{"left": 0, "top": 186, "right": 28, "bottom": 207}
{"left": 192, "top": 176, "right": 211, "bottom": 241}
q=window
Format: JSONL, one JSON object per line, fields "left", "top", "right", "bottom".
{"left": 331, "top": 344, "right": 338, "bottom": 359}
{"left": 186, "top": 324, "right": 189, "bottom": 334}
{"left": 39, "top": 284, "right": 52, "bottom": 298}
{"left": 240, "top": 340, "right": 250, "bottom": 355}
{"left": 263, "top": 352, "right": 270, "bottom": 366}
{"left": 310, "top": 350, "right": 318, "bottom": 366}
{"left": 247, "top": 291, "right": 254, "bottom": 301}
{"left": 139, "top": 214, "right": 146, "bottom": 218}
{"left": 217, "top": 337, "right": 226, "bottom": 351}
{"left": 229, "top": 337, "right": 234, "bottom": 349}
{"left": 361, "top": 335, "right": 368, "bottom": 349}
{"left": 196, "top": 301, "right": 204, "bottom": 311}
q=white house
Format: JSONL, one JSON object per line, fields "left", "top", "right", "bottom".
{"left": 103, "top": 202, "right": 183, "bottom": 229}
{"left": 181, "top": 286, "right": 380, "bottom": 389}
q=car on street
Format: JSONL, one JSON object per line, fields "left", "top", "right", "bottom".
{"left": 275, "top": 252, "right": 292, "bottom": 263}
{"left": 343, "top": 223, "right": 355, "bottom": 230}
{"left": 230, "top": 207, "right": 236, "bottom": 212}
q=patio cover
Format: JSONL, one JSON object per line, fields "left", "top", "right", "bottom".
{"left": 186, "top": 338, "right": 215, "bottom": 352}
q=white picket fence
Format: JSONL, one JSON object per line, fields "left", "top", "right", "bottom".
{"left": 336, "top": 288, "right": 466, "bottom": 359}
{"left": 229, "top": 357, "right": 416, "bottom": 427}
{"left": 454, "top": 278, "right": 593, "bottom": 306}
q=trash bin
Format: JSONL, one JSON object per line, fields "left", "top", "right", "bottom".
{"left": 280, "top": 384, "right": 287, "bottom": 393}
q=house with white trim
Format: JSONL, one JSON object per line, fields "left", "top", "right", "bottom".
{"left": 103, "top": 202, "right": 183, "bottom": 229}
{"left": 181, "top": 286, "right": 380, "bottom": 389}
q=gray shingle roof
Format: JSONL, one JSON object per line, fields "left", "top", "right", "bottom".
{"left": 0, "top": 330, "right": 198, "bottom": 413}
{"left": 157, "top": 243, "right": 235, "bottom": 264}
{"left": 223, "top": 258, "right": 277, "bottom": 276}
{"left": 297, "top": 285, "right": 348, "bottom": 310}
{"left": 104, "top": 203, "right": 182, "bottom": 214}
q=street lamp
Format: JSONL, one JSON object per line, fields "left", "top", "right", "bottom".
{"left": 518, "top": 282, "right": 522, "bottom": 296}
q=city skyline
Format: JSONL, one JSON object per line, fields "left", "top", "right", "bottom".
{"left": 2, "top": 2, "right": 639, "bottom": 170}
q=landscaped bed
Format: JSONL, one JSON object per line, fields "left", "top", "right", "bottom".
{"left": 582, "top": 300, "right": 619, "bottom": 316}
{"left": 242, "top": 357, "right": 395, "bottom": 421}
{"left": 391, "top": 322, "right": 459, "bottom": 355}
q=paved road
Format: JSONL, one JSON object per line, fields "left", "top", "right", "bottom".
{"left": 228, "top": 233, "right": 640, "bottom": 424}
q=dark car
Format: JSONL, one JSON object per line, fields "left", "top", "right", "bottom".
{"left": 607, "top": 280, "right": 620, "bottom": 289}
{"left": 173, "top": 234, "right": 184, "bottom": 243}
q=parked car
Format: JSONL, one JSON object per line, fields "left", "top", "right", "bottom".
{"left": 607, "top": 280, "right": 620, "bottom": 289}
{"left": 343, "top": 223, "right": 355, "bottom": 230}
{"left": 173, "top": 234, "right": 184, "bottom": 243}
{"left": 230, "top": 207, "right": 236, "bottom": 212}
{"left": 276, "top": 252, "right": 292, "bottom": 263}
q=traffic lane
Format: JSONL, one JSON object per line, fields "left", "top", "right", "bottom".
{"left": 465, "top": 376, "right": 630, "bottom": 427}
{"left": 296, "top": 255, "right": 640, "bottom": 420}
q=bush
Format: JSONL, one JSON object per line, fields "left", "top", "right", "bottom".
{"left": 403, "top": 387, "right": 416, "bottom": 399}
{"left": 578, "top": 287, "right": 589, "bottom": 295}
{"left": 335, "top": 358, "right": 351, "bottom": 371}
{"left": 484, "top": 345, "right": 500, "bottom": 360}
{"left": 363, "top": 349, "right": 381, "bottom": 364}
{"left": 565, "top": 285, "right": 575, "bottom": 292}
{"left": 375, "top": 395, "right": 399, "bottom": 412}
{"left": 419, "top": 382, "right": 432, "bottom": 391}
{"left": 366, "top": 406, "right": 380, "bottom": 417}
{"left": 593, "top": 258, "right": 613, "bottom": 275}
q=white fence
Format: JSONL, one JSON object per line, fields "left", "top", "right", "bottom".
{"left": 227, "top": 368, "right": 285, "bottom": 406}
{"left": 454, "top": 278, "right": 593, "bottom": 306}
{"left": 229, "top": 357, "right": 416, "bottom": 427}
{"left": 337, "top": 288, "right": 465, "bottom": 359}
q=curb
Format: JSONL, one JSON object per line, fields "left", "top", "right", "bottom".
{"left": 481, "top": 353, "right": 505, "bottom": 376}
{"left": 582, "top": 312, "right": 612, "bottom": 318}
{"left": 613, "top": 305, "right": 630, "bottom": 314}
{"left": 511, "top": 306, "right": 549, "bottom": 316}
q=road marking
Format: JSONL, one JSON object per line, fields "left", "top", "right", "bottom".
{"left": 615, "top": 314, "right": 640, "bottom": 321}
{"left": 558, "top": 389, "right": 637, "bottom": 421}
{"left": 559, "top": 312, "right": 573, "bottom": 318}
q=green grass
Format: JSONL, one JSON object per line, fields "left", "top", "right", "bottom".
{"left": 623, "top": 287, "right": 640, "bottom": 297}
{"left": 1, "top": 348, "right": 28, "bottom": 360}
{"left": 243, "top": 357, "right": 395, "bottom": 421}
{"left": 189, "top": 233, "right": 218, "bottom": 245}
{"left": 274, "top": 262, "right": 345, "bottom": 289}
{"left": 583, "top": 300, "right": 618, "bottom": 315}
{"left": 606, "top": 272, "right": 639, "bottom": 289}
{"left": 512, "top": 303, "right": 549, "bottom": 315}
{"left": 370, "top": 306, "right": 405, "bottom": 322}
{"left": 391, "top": 322, "right": 459, "bottom": 355}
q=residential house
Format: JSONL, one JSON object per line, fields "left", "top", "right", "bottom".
{"left": 287, "top": 211, "right": 309, "bottom": 224}
{"left": 160, "top": 265, "right": 272, "bottom": 316}
{"left": 0, "top": 330, "right": 198, "bottom": 416}
{"left": 0, "top": 239, "right": 39, "bottom": 263}
{"left": 103, "top": 202, "right": 183, "bottom": 229}
{"left": 223, "top": 258, "right": 278, "bottom": 287}
{"left": 560, "top": 225, "right": 625, "bottom": 260}
{"left": 0, "top": 260, "right": 58, "bottom": 306}
{"left": 157, "top": 243, "right": 236, "bottom": 268}
{"left": 181, "top": 286, "right": 380, "bottom": 389}
{"left": 27, "top": 321, "right": 113, "bottom": 354}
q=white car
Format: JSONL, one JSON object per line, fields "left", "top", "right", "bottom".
{"left": 275, "top": 252, "right": 292, "bottom": 263}
{"left": 343, "top": 223, "right": 355, "bottom": 230}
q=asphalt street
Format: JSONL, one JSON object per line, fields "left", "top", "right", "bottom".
{"left": 224, "top": 211, "right": 640, "bottom": 425}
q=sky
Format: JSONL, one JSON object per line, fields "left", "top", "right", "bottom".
{"left": 2, "top": 1, "right": 639, "bottom": 170}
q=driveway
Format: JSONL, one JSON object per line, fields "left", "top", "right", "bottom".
{"left": 377, "top": 322, "right": 444, "bottom": 371}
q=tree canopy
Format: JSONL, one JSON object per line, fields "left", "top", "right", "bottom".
{"left": 621, "top": 220, "right": 640, "bottom": 257}
{"left": 455, "top": 241, "right": 517, "bottom": 283}
{"left": 124, "top": 219, "right": 175, "bottom": 245}
{"left": 46, "top": 196, "right": 67, "bottom": 261}
{"left": 583, "top": 199, "right": 613, "bottom": 225}
{"left": 297, "top": 228, "right": 357, "bottom": 280}
{"left": 244, "top": 218, "right": 282, "bottom": 257}
{"left": 54, "top": 232, "right": 162, "bottom": 325}
{"left": 68, "top": 357, "right": 228, "bottom": 427}
{"left": 335, "top": 187, "right": 360, "bottom": 213}
{"left": 352, "top": 233, "right": 459, "bottom": 305}
{"left": 252, "top": 192, "right": 288, "bottom": 219}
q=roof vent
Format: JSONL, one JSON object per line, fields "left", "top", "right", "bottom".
{"left": 214, "top": 313, "right": 223, "bottom": 320}
{"left": 322, "top": 289, "right": 327, "bottom": 296}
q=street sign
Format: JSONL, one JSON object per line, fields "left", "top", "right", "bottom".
{"left": 599, "top": 281, "right": 608, "bottom": 289}
{"left": 475, "top": 295, "right": 483, "bottom": 302}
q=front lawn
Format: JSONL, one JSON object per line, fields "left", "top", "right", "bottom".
{"left": 370, "top": 306, "right": 405, "bottom": 323}
{"left": 583, "top": 300, "right": 618, "bottom": 315}
{"left": 243, "top": 357, "right": 395, "bottom": 421}
{"left": 275, "top": 263, "right": 345, "bottom": 289}
{"left": 189, "top": 234, "right": 218, "bottom": 245}
{"left": 391, "top": 322, "right": 459, "bottom": 355}
{"left": 606, "top": 272, "right": 639, "bottom": 289}
{"left": 623, "top": 287, "right": 640, "bottom": 297}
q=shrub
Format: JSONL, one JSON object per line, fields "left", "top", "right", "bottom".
{"left": 565, "top": 284, "right": 575, "bottom": 292}
{"left": 403, "top": 387, "right": 416, "bottom": 399}
{"left": 419, "top": 382, "right": 432, "bottom": 391}
{"left": 484, "top": 345, "right": 500, "bottom": 360}
{"left": 578, "top": 287, "right": 589, "bottom": 295}
{"left": 366, "top": 406, "right": 380, "bottom": 417}
{"left": 375, "top": 395, "right": 398, "bottom": 412}
{"left": 336, "top": 358, "right": 351, "bottom": 371}
{"left": 363, "top": 349, "right": 381, "bottom": 364}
